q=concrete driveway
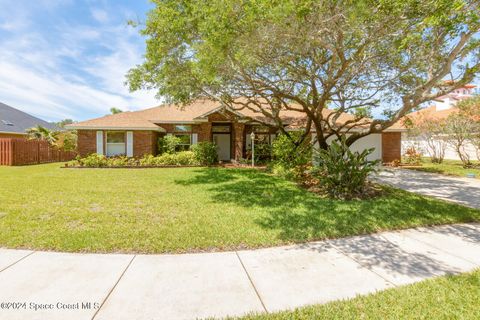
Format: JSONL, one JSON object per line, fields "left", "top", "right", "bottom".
{"left": 374, "top": 168, "right": 480, "bottom": 209}
{"left": 0, "top": 223, "right": 479, "bottom": 320}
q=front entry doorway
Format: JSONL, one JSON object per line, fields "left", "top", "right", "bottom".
{"left": 212, "top": 124, "right": 232, "bottom": 161}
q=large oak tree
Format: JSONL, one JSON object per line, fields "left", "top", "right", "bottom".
{"left": 127, "top": 0, "right": 480, "bottom": 149}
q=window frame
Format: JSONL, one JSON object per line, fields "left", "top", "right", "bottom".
{"left": 173, "top": 133, "right": 192, "bottom": 151}
{"left": 174, "top": 125, "right": 192, "bottom": 133}
{"left": 106, "top": 131, "right": 126, "bottom": 156}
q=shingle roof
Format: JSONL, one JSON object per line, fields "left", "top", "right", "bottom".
{"left": 0, "top": 102, "right": 56, "bottom": 134}
{"left": 401, "top": 105, "right": 459, "bottom": 127}
{"left": 68, "top": 98, "right": 404, "bottom": 132}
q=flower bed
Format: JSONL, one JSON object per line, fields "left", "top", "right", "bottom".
{"left": 66, "top": 152, "right": 206, "bottom": 168}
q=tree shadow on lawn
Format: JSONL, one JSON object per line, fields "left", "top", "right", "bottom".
{"left": 175, "top": 168, "right": 480, "bottom": 243}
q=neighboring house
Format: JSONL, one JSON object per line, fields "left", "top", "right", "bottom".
{"left": 66, "top": 99, "right": 404, "bottom": 162}
{"left": 433, "top": 84, "right": 476, "bottom": 111}
{"left": 402, "top": 84, "right": 478, "bottom": 160}
{"left": 0, "top": 102, "right": 56, "bottom": 138}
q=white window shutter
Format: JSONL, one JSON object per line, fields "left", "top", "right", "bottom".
{"left": 191, "top": 133, "right": 198, "bottom": 145}
{"left": 126, "top": 131, "right": 133, "bottom": 157}
{"left": 96, "top": 131, "right": 103, "bottom": 155}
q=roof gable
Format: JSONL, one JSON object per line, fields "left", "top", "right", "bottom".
{"left": 0, "top": 102, "right": 56, "bottom": 134}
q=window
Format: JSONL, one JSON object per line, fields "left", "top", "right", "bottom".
{"left": 106, "top": 131, "right": 126, "bottom": 156}
{"left": 212, "top": 125, "right": 231, "bottom": 133}
{"left": 174, "top": 134, "right": 191, "bottom": 151}
{"left": 174, "top": 125, "right": 192, "bottom": 132}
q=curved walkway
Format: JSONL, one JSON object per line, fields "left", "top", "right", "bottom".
{"left": 0, "top": 223, "right": 479, "bottom": 320}
{"left": 374, "top": 168, "right": 480, "bottom": 209}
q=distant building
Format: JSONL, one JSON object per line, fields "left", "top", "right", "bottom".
{"left": 400, "top": 84, "right": 478, "bottom": 161}
{"left": 0, "top": 102, "right": 56, "bottom": 138}
{"left": 434, "top": 84, "right": 477, "bottom": 111}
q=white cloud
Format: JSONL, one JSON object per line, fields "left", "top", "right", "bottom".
{"left": 0, "top": 2, "right": 160, "bottom": 121}
{"left": 91, "top": 8, "right": 109, "bottom": 24}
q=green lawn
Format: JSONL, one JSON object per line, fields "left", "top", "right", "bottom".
{"left": 232, "top": 269, "right": 480, "bottom": 320}
{"left": 0, "top": 163, "right": 478, "bottom": 253}
{"left": 406, "top": 158, "right": 480, "bottom": 179}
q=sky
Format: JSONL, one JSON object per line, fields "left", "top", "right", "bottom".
{"left": 0, "top": 0, "right": 159, "bottom": 122}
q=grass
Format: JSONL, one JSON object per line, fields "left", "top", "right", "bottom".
{"left": 405, "top": 158, "right": 480, "bottom": 179}
{"left": 232, "top": 269, "right": 480, "bottom": 320}
{"left": 0, "top": 163, "right": 478, "bottom": 253}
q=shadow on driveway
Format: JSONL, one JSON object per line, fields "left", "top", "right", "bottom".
{"left": 374, "top": 169, "right": 480, "bottom": 209}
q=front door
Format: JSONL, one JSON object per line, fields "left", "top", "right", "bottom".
{"left": 213, "top": 133, "right": 231, "bottom": 161}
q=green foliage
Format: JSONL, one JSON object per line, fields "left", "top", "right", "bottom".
{"left": 26, "top": 125, "right": 59, "bottom": 145}
{"left": 71, "top": 152, "right": 200, "bottom": 167}
{"left": 110, "top": 107, "right": 123, "bottom": 114}
{"left": 55, "top": 119, "right": 74, "bottom": 128}
{"left": 403, "top": 146, "right": 422, "bottom": 165}
{"left": 76, "top": 154, "right": 108, "bottom": 167}
{"left": 444, "top": 113, "right": 477, "bottom": 167}
{"left": 139, "top": 154, "right": 157, "bottom": 166}
{"left": 311, "top": 138, "right": 380, "bottom": 199}
{"left": 57, "top": 131, "right": 77, "bottom": 152}
{"left": 254, "top": 143, "right": 272, "bottom": 163}
{"left": 272, "top": 132, "right": 311, "bottom": 168}
{"left": 191, "top": 141, "right": 218, "bottom": 165}
{"left": 107, "top": 156, "right": 137, "bottom": 167}
{"left": 171, "top": 151, "right": 197, "bottom": 165}
{"left": 457, "top": 95, "right": 480, "bottom": 118}
{"left": 271, "top": 132, "right": 311, "bottom": 179}
{"left": 127, "top": 0, "right": 480, "bottom": 147}
{"left": 158, "top": 135, "right": 182, "bottom": 154}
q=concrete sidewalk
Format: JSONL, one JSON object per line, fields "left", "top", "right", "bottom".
{"left": 374, "top": 168, "right": 480, "bottom": 209}
{"left": 0, "top": 223, "right": 479, "bottom": 320}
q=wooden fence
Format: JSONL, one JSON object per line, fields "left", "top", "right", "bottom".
{"left": 0, "top": 138, "right": 76, "bottom": 166}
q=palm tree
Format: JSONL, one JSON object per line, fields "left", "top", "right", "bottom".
{"left": 26, "top": 125, "right": 58, "bottom": 145}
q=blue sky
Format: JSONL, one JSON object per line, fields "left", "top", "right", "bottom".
{"left": 0, "top": 0, "right": 159, "bottom": 122}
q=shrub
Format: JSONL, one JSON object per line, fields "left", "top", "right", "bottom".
{"left": 155, "top": 153, "right": 177, "bottom": 165}
{"left": 71, "top": 151, "right": 200, "bottom": 168}
{"left": 107, "top": 156, "right": 130, "bottom": 167}
{"left": 175, "top": 151, "right": 198, "bottom": 165}
{"left": 158, "top": 135, "right": 182, "bottom": 154}
{"left": 403, "top": 146, "right": 422, "bottom": 165}
{"left": 154, "top": 152, "right": 198, "bottom": 166}
{"left": 271, "top": 132, "right": 312, "bottom": 179}
{"left": 311, "top": 138, "right": 380, "bottom": 199}
{"left": 78, "top": 153, "right": 108, "bottom": 167}
{"left": 139, "top": 154, "right": 157, "bottom": 166}
{"left": 191, "top": 142, "right": 218, "bottom": 165}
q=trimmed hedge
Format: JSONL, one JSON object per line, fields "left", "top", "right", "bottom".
{"left": 68, "top": 152, "right": 201, "bottom": 168}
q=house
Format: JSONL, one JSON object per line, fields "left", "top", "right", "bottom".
{"left": 66, "top": 99, "right": 404, "bottom": 162}
{"left": 402, "top": 84, "right": 478, "bottom": 160}
{"left": 433, "top": 84, "right": 476, "bottom": 111}
{"left": 0, "top": 102, "right": 56, "bottom": 138}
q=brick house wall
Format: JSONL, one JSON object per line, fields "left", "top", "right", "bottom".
{"left": 133, "top": 131, "right": 159, "bottom": 157}
{"left": 382, "top": 132, "right": 401, "bottom": 163}
{"left": 77, "top": 130, "right": 159, "bottom": 157}
{"left": 77, "top": 130, "right": 97, "bottom": 157}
